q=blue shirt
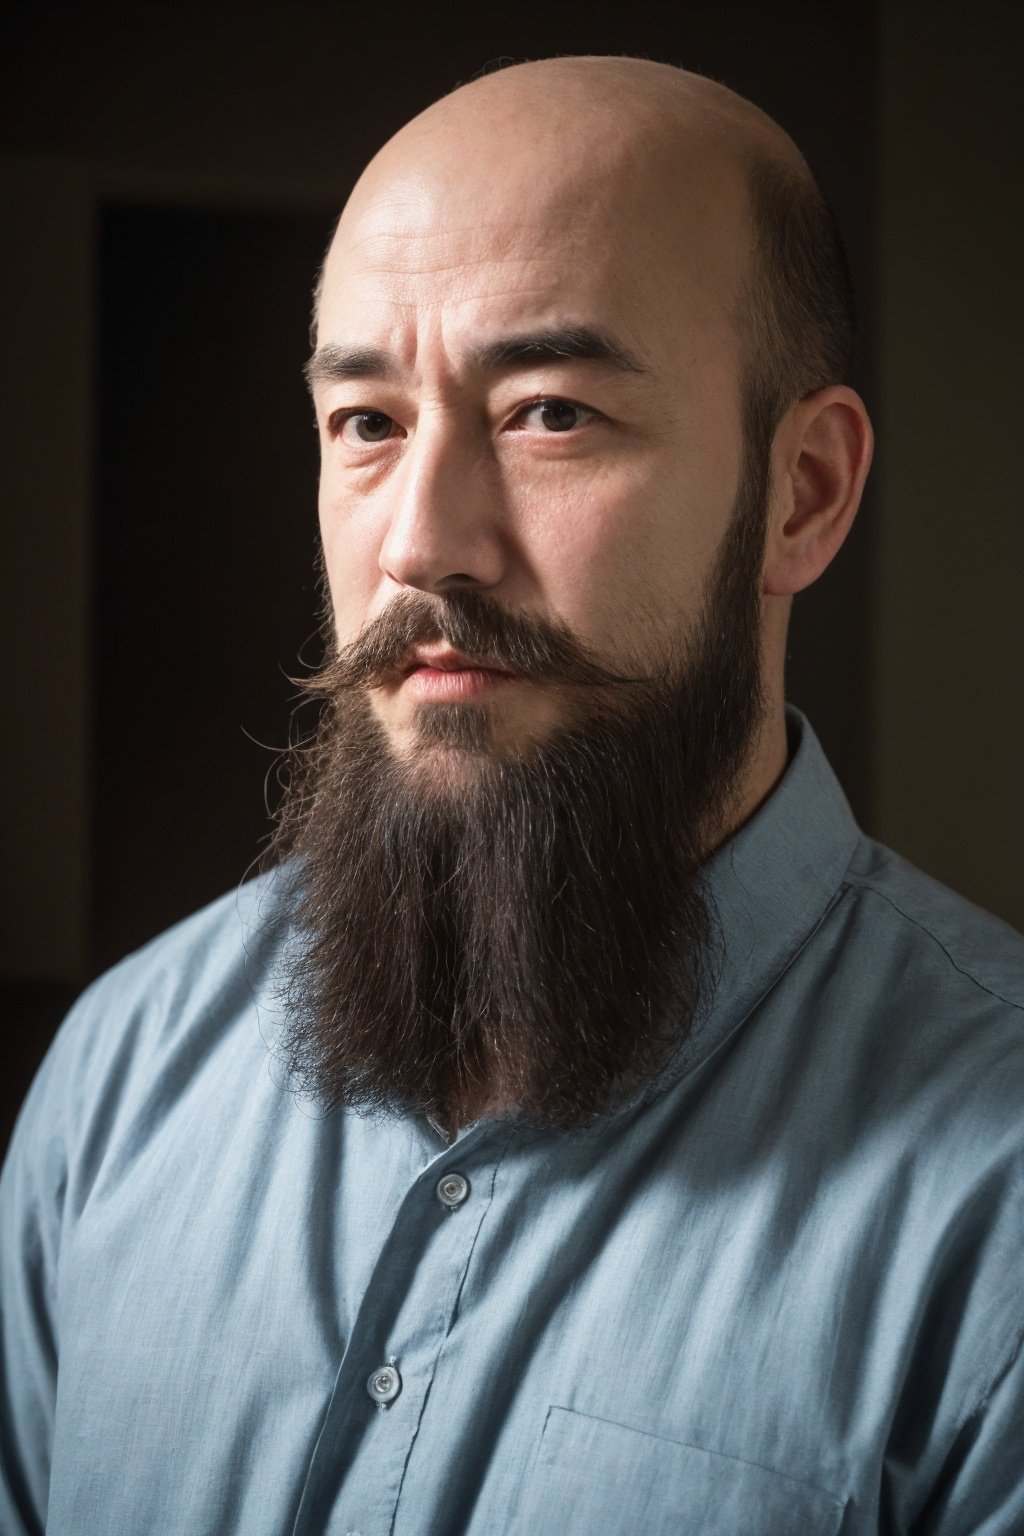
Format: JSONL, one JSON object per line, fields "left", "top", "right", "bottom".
{"left": 3, "top": 712, "right": 1023, "bottom": 1535}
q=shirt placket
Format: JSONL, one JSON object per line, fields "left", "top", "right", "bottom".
{"left": 290, "top": 1123, "right": 511, "bottom": 1536}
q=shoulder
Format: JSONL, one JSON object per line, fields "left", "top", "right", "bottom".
{"left": 836, "top": 846, "right": 1024, "bottom": 1457}
{"left": 4, "top": 869, "right": 295, "bottom": 1201}
{"left": 817, "top": 837, "right": 1024, "bottom": 1188}
{"left": 843, "top": 836, "right": 1024, "bottom": 1015}
{"left": 64, "top": 868, "right": 291, "bottom": 1073}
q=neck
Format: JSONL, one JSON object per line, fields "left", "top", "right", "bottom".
{"left": 705, "top": 702, "right": 789, "bottom": 855}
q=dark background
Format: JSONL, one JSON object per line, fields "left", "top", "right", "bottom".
{"left": 2, "top": 0, "right": 1021, "bottom": 1155}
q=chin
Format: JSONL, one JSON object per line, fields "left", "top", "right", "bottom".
{"left": 386, "top": 693, "right": 564, "bottom": 763}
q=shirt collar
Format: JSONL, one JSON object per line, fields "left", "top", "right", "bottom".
{"left": 648, "top": 705, "right": 861, "bottom": 1097}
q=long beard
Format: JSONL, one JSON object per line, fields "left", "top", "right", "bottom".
{"left": 270, "top": 462, "right": 768, "bottom": 1131}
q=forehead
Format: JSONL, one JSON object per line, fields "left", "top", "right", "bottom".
{"left": 316, "top": 165, "right": 747, "bottom": 374}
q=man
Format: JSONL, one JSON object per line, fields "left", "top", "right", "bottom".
{"left": 2, "top": 54, "right": 1022, "bottom": 1535}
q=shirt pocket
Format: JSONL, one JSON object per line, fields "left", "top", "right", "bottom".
{"left": 516, "top": 1406, "right": 847, "bottom": 1536}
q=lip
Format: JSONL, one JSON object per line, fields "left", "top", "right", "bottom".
{"left": 401, "top": 645, "right": 515, "bottom": 676}
{"left": 400, "top": 645, "right": 519, "bottom": 702}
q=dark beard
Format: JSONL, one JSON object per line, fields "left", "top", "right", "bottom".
{"left": 270, "top": 460, "right": 768, "bottom": 1132}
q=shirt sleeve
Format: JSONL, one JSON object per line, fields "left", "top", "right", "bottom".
{"left": 0, "top": 1024, "right": 74, "bottom": 1536}
{"left": 914, "top": 1331, "right": 1024, "bottom": 1536}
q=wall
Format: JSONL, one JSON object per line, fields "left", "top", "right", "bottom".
{"left": 874, "top": 0, "right": 1023, "bottom": 930}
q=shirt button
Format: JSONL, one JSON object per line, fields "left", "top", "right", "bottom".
{"left": 366, "top": 1364, "right": 401, "bottom": 1405}
{"left": 436, "top": 1172, "right": 470, "bottom": 1209}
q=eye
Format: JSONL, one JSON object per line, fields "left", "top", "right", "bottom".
{"left": 517, "top": 398, "right": 594, "bottom": 434}
{"left": 332, "top": 410, "right": 399, "bottom": 444}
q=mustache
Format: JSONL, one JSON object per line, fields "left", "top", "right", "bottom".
{"left": 311, "top": 589, "right": 649, "bottom": 693}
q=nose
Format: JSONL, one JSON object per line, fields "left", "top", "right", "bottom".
{"left": 378, "top": 418, "right": 508, "bottom": 594}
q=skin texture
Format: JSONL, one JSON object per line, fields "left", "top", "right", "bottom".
{"left": 310, "top": 57, "right": 873, "bottom": 828}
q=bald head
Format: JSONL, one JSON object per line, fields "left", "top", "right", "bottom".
{"left": 356, "top": 56, "right": 803, "bottom": 195}
{"left": 312, "top": 56, "right": 854, "bottom": 437}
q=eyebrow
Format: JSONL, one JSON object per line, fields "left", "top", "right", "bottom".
{"left": 304, "top": 344, "right": 394, "bottom": 388}
{"left": 303, "top": 323, "right": 648, "bottom": 390}
{"left": 469, "top": 325, "right": 648, "bottom": 376}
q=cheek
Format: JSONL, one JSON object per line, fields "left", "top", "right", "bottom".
{"left": 317, "top": 484, "right": 384, "bottom": 646}
{"left": 515, "top": 464, "right": 722, "bottom": 656}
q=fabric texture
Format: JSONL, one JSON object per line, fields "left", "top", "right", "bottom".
{"left": 2, "top": 711, "right": 1022, "bottom": 1535}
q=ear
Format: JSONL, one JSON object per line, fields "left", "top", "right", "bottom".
{"left": 762, "top": 386, "right": 873, "bottom": 597}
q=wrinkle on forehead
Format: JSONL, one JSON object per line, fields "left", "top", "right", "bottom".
{"left": 317, "top": 57, "right": 805, "bottom": 365}
{"left": 321, "top": 220, "right": 657, "bottom": 378}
